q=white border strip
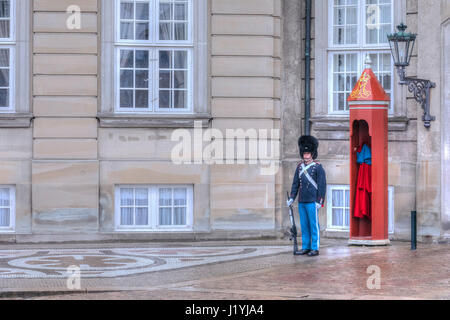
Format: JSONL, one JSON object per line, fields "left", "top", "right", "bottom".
{"left": 348, "top": 101, "right": 390, "bottom": 105}
{"left": 349, "top": 107, "right": 389, "bottom": 110}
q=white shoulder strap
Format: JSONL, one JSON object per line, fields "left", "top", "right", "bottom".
{"left": 299, "top": 163, "right": 318, "bottom": 190}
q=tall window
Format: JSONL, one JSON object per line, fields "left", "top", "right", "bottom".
{"left": 328, "top": 0, "right": 393, "bottom": 114}
{"left": 326, "top": 185, "right": 394, "bottom": 234}
{"left": 0, "top": 186, "right": 15, "bottom": 232}
{"left": 115, "top": 185, "right": 193, "bottom": 231}
{"left": 0, "top": 0, "right": 14, "bottom": 112}
{"left": 115, "top": 0, "right": 192, "bottom": 113}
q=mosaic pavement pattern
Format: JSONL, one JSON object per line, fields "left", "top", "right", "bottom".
{"left": 0, "top": 246, "right": 290, "bottom": 279}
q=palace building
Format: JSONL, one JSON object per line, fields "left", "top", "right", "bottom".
{"left": 0, "top": 0, "right": 448, "bottom": 243}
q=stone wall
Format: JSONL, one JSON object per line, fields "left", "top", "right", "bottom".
{"left": 32, "top": 0, "right": 99, "bottom": 234}
{"left": 441, "top": 1, "right": 450, "bottom": 239}
{"left": 279, "top": 0, "right": 445, "bottom": 241}
{"left": 210, "top": 0, "right": 282, "bottom": 233}
{"left": 0, "top": 0, "right": 287, "bottom": 243}
{"left": 415, "top": 0, "right": 443, "bottom": 240}
{"left": 0, "top": 0, "right": 445, "bottom": 243}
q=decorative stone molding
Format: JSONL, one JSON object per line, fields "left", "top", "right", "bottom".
{"left": 310, "top": 116, "right": 409, "bottom": 132}
{"left": 97, "top": 113, "right": 212, "bottom": 128}
{"left": 0, "top": 113, "right": 33, "bottom": 128}
{"left": 441, "top": 18, "right": 450, "bottom": 237}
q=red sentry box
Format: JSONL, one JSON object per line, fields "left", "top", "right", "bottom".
{"left": 348, "top": 67, "right": 390, "bottom": 246}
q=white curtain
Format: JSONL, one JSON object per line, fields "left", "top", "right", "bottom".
{"left": 332, "top": 208, "right": 344, "bottom": 227}
{"left": 135, "top": 208, "right": 148, "bottom": 225}
{"left": 0, "top": 0, "right": 9, "bottom": 38}
{"left": 174, "top": 188, "right": 186, "bottom": 206}
{"left": 0, "top": 188, "right": 10, "bottom": 227}
{"left": 173, "top": 208, "right": 186, "bottom": 225}
{"left": 159, "top": 188, "right": 172, "bottom": 225}
{"left": 159, "top": 208, "right": 171, "bottom": 225}
{"left": 0, "top": 48, "right": 9, "bottom": 108}
{"left": 120, "top": 22, "right": 134, "bottom": 40}
{"left": 135, "top": 22, "right": 149, "bottom": 40}
{"left": 173, "top": 188, "right": 186, "bottom": 225}
{"left": 332, "top": 190, "right": 344, "bottom": 227}
{"left": 0, "top": 48, "right": 8, "bottom": 67}
{"left": 174, "top": 23, "right": 186, "bottom": 41}
{"left": 159, "top": 23, "right": 172, "bottom": 40}
{"left": 135, "top": 188, "right": 148, "bottom": 225}
{"left": 174, "top": 51, "right": 186, "bottom": 69}
{"left": 120, "top": 188, "right": 134, "bottom": 225}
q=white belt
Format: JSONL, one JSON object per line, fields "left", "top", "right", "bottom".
{"left": 299, "top": 163, "right": 318, "bottom": 190}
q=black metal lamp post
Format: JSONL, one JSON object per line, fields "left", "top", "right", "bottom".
{"left": 387, "top": 23, "right": 436, "bottom": 129}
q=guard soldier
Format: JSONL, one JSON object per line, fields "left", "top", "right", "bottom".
{"left": 287, "top": 135, "right": 327, "bottom": 256}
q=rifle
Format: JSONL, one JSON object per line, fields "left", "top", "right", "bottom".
{"left": 287, "top": 191, "right": 300, "bottom": 255}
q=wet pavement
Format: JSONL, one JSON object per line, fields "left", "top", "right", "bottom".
{"left": 0, "top": 239, "right": 448, "bottom": 300}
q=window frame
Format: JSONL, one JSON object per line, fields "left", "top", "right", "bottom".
{"left": 328, "top": 49, "right": 394, "bottom": 115}
{"left": 113, "top": 0, "right": 194, "bottom": 114}
{"left": 326, "top": 184, "right": 394, "bottom": 234}
{"left": 156, "top": 0, "right": 193, "bottom": 45}
{"left": 0, "top": 0, "right": 15, "bottom": 43}
{"left": 327, "top": 0, "right": 394, "bottom": 115}
{"left": 115, "top": 0, "right": 193, "bottom": 45}
{"left": 0, "top": 0, "right": 16, "bottom": 113}
{"left": 0, "top": 185, "right": 15, "bottom": 233}
{"left": 0, "top": 45, "right": 15, "bottom": 113}
{"left": 114, "top": 184, "right": 194, "bottom": 232}
{"left": 326, "top": 184, "right": 350, "bottom": 231}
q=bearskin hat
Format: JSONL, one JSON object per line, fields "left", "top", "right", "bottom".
{"left": 298, "top": 135, "right": 319, "bottom": 160}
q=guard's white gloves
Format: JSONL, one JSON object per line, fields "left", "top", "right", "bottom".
{"left": 316, "top": 202, "right": 322, "bottom": 209}
{"left": 287, "top": 198, "right": 294, "bottom": 207}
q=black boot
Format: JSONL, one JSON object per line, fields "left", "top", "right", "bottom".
{"left": 307, "top": 250, "right": 319, "bottom": 256}
{"left": 294, "top": 249, "right": 311, "bottom": 256}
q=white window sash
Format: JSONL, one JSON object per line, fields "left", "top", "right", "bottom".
{"left": 0, "top": 185, "right": 15, "bottom": 232}
{"left": 115, "top": 46, "right": 154, "bottom": 113}
{"left": 115, "top": 0, "right": 192, "bottom": 45}
{"left": 328, "top": 50, "right": 394, "bottom": 115}
{"left": 114, "top": 0, "right": 194, "bottom": 113}
{"left": 362, "top": 0, "right": 394, "bottom": 48}
{"left": 326, "top": 185, "right": 350, "bottom": 231}
{"left": 0, "top": 0, "right": 16, "bottom": 43}
{"left": 156, "top": 0, "right": 193, "bottom": 44}
{"left": 155, "top": 48, "right": 192, "bottom": 113}
{"left": 0, "top": 45, "right": 14, "bottom": 112}
{"left": 114, "top": 46, "right": 192, "bottom": 113}
{"left": 328, "top": 0, "right": 393, "bottom": 49}
{"left": 114, "top": 184, "right": 193, "bottom": 231}
{"left": 0, "top": 0, "right": 15, "bottom": 112}
{"left": 328, "top": 0, "right": 361, "bottom": 48}
{"left": 328, "top": 50, "right": 359, "bottom": 115}
{"left": 326, "top": 184, "right": 394, "bottom": 234}
{"left": 328, "top": 0, "right": 394, "bottom": 116}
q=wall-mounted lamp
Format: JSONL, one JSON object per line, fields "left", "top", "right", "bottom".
{"left": 387, "top": 23, "right": 436, "bottom": 129}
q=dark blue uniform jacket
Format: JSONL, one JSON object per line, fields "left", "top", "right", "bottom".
{"left": 290, "top": 161, "right": 327, "bottom": 206}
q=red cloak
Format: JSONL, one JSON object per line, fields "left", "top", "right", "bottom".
{"left": 354, "top": 162, "right": 372, "bottom": 219}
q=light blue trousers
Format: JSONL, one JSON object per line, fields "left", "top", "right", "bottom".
{"left": 298, "top": 202, "right": 320, "bottom": 251}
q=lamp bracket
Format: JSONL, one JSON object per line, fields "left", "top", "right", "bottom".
{"left": 397, "top": 67, "right": 436, "bottom": 129}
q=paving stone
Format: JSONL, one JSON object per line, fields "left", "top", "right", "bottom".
{"left": 0, "top": 239, "right": 448, "bottom": 300}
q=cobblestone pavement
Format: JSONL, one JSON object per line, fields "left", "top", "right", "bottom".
{"left": 0, "top": 239, "right": 448, "bottom": 300}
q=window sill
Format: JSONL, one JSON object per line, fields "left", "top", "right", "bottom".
{"left": 310, "top": 115, "right": 409, "bottom": 132}
{"left": 0, "top": 113, "right": 33, "bottom": 128}
{"left": 97, "top": 113, "right": 212, "bottom": 128}
{"left": 114, "top": 228, "right": 194, "bottom": 232}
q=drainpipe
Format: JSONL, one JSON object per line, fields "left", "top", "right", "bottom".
{"left": 304, "top": 0, "right": 312, "bottom": 135}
